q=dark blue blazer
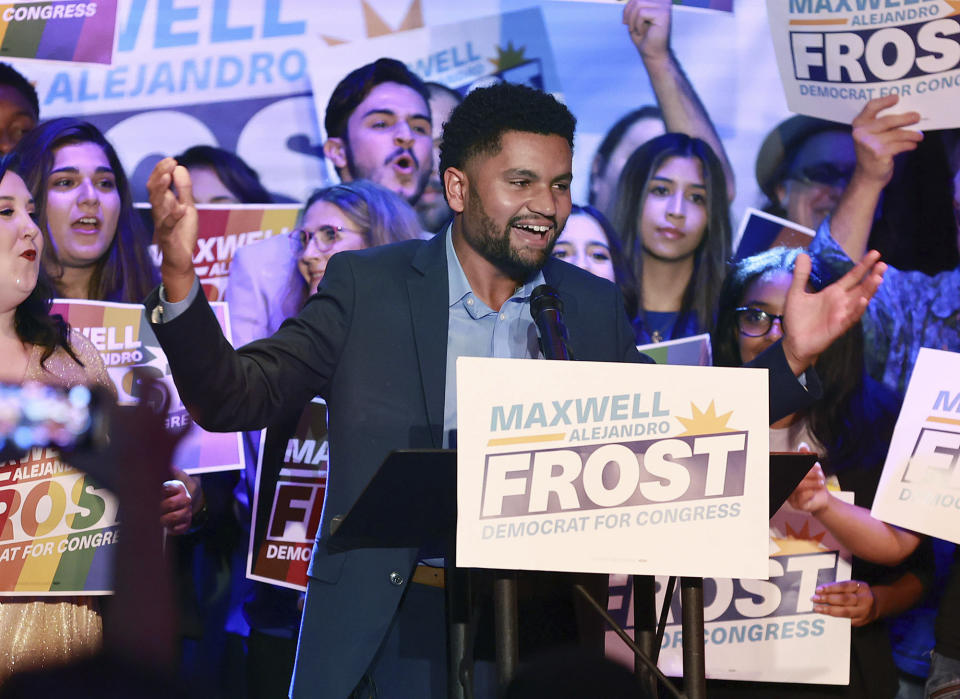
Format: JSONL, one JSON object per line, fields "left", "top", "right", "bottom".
{"left": 146, "top": 231, "right": 816, "bottom": 698}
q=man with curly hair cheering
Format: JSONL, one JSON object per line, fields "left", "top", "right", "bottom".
{"left": 145, "top": 78, "right": 885, "bottom": 698}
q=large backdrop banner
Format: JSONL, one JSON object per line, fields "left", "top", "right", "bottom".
{"left": 4, "top": 0, "right": 805, "bottom": 223}
{"left": 456, "top": 358, "right": 770, "bottom": 579}
{"left": 9, "top": 0, "right": 327, "bottom": 202}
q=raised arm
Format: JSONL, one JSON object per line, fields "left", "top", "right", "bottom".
{"left": 623, "top": 0, "right": 736, "bottom": 200}
{"left": 829, "top": 95, "right": 922, "bottom": 260}
{"left": 789, "top": 463, "right": 922, "bottom": 565}
{"left": 144, "top": 159, "right": 338, "bottom": 434}
{"left": 148, "top": 157, "right": 199, "bottom": 303}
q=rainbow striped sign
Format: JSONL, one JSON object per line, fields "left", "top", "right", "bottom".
{"left": 0, "top": 447, "right": 118, "bottom": 595}
{"left": 247, "top": 399, "right": 328, "bottom": 591}
{"left": 0, "top": 1, "right": 117, "bottom": 65}
{"left": 50, "top": 298, "right": 244, "bottom": 474}
{"left": 142, "top": 204, "right": 301, "bottom": 302}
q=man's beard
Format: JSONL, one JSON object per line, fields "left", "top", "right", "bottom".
{"left": 463, "top": 186, "right": 557, "bottom": 281}
{"left": 344, "top": 139, "right": 430, "bottom": 206}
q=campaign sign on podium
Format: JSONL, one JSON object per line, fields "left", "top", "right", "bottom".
{"left": 872, "top": 348, "right": 960, "bottom": 544}
{"left": 456, "top": 358, "right": 770, "bottom": 578}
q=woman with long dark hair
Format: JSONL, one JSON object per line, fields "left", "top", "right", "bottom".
{"left": 611, "top": 132, "right": 730, "bottom": 343}
{"left": 0, "top": 154, "right": 115, "bottom": 682}
{"left": 13, "top": 118, "right": 157, "bottom": 303}
{"left": 10, "top": 120, "right": 196, "bottom": 531}
{"left": 711, "top": 246, "right": 929, "bottom": 698}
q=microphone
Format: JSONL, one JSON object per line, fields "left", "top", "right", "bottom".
{"left": 530, "top": 285, "right": 572, "bottom": 360}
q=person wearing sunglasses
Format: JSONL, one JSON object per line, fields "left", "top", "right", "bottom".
{"left": 710, "top": 246, "right": 932, "bottom": 699}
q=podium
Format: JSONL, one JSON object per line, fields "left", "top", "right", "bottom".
{"left": 327, "top": 446, "right": 816, "bottom": 698}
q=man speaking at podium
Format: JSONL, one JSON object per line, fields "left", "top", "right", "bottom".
{"left": 144, "top": 80, "right": 884, "bottom": 697}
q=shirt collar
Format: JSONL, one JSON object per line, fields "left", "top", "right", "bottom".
{"left": 444, "top": 225, "right": 547, "bottom": 310}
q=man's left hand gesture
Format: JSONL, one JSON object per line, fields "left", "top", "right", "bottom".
{"left": 781, "top": 250, "right": 885, "bottom": 375}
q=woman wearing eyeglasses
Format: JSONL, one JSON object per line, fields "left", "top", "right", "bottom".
{"left": 293, "top": 182, "right": 421, "bottom": 297}
{"left": 709, "top": 246, "right": 931, "bottom": 698}
{"left": 227, "top": 181, "right": 421, "bottom": 349}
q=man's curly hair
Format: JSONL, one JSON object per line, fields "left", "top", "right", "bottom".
{"left": 439, "top": 82, "right": 575, "bottom": 177}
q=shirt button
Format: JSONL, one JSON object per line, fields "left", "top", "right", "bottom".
{"left": 389, "top": 571, "right": 404, "bottom": 586}
{"left": 467, "top": 299, "right": 474, "bottom": 306}
{"left": 499, "top": 313, "right": 506, "bottom": 320}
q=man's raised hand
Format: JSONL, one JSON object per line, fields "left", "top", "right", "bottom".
{"left": 147, "top": 157, "right": 198, "bottom": 302}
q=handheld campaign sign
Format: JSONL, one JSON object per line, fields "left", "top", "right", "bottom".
{"left": 247, "top": 399, "right": 328, "bottom": 591}
{"left": 456, "top": 358, "right": 770, "bottom": 578}
{"left": 0, "top": 447, "right": 118, "bottom": 595}
{"left": 0, "top": 0, "right": 118, "bottom": 64}
{"left": 606, "top": 495, "right": 854, "bottom": 684}
{"left": 140, "top": 203, "right": 301, "bottom": 302}
{"left": 733, "top": 208, "right": 815, "bottom": 262}
{"left": 767, "top": 0, "right": 960, "bottom": 129}
{"left": 871, "top": 348, "right": 960, "bottom": 543}
{"left": 50, "top": 299, "right": 243, "bottom": 474}
{"left": 637, "top": 333, "right": 713, "bottom": 367}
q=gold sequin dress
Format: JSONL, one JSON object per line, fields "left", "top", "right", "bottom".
{"left": 0, "top": 331, "right": 115, "bottom": 682}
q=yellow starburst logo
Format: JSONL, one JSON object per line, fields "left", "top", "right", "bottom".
{"left": 771, "top": 521, "right": 829, "bottom": 556}
{"left": 489, "top": 41, "right": 528, "bottom": 72}
{"left": 675, "top": 401, "right": 735, "bottom": 436}
{"left": 321, "top": 0, "right": 424, "bottom": 46}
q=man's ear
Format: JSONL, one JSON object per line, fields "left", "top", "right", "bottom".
{"left": 444, "top": 167, "right": 467, "bottom": 214}
{"left": 324, "top": 138, "right": 348, "bottom": 172}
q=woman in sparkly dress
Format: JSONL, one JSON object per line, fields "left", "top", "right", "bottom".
{"left": 0, "top": 155, "right": 114, "bottom": 681}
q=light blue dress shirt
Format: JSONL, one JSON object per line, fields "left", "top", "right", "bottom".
{"left": 442, "top": 227, "right": 545, "bottom": 448}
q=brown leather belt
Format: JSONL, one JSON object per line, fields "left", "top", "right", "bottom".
{"left": 412, "top": 565, "right": 445, "bottom": 588}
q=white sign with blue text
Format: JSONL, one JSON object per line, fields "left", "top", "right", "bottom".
{"left": 766, "top": 0, "right": 960, "bottom": 129}
{"left": 456, "top": 358, "right": 770, "bottom": 578}
{"left": 607, "top": 496, "right": 854, "bottom": 684}
{"left": 872, "top": 348, "right": 960, "bottom": 543}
